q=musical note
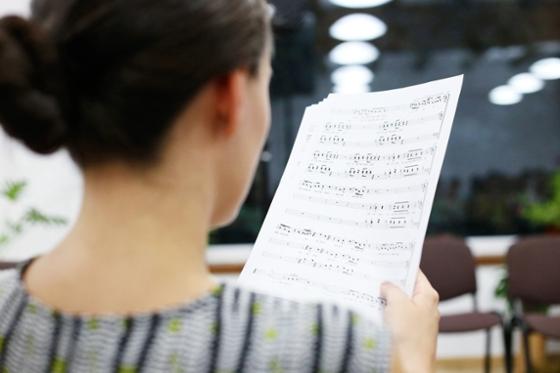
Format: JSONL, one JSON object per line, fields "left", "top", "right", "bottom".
{"left": 324, "top": 121, "right": 352, "bottom": 132}
{"left": 410, "top": 93, "right": 450, "bottom": 110}
{"left": 274, "top": 223, "right": 348, "bottom": 245}
{"left": 352, "top": 107, "right": 387, "bottom": 116}
{"left": 261, "top": 250, "right": 357, "bottom": 275}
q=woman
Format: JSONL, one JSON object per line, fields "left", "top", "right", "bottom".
{"left": 0, "top": 0, "right": 439, "bottom": 371}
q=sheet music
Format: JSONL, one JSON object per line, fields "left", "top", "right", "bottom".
{"left": 239, "top": 76, "right": 463, "bottom": 323}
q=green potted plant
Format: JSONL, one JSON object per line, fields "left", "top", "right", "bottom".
{"left": 522, "top": 170, "right": 560, "bottom": 232}
{"left": 494, "top": 172, "right": 560, "bottom": 315}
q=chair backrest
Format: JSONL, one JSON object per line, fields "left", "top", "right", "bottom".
{"left": 420, "top": 235, "right": 477, "bottom": 301}
{"left": 0, "top": 261, "right": 19, "bottom": 271}
{"left": 507, "top": 235, "right": 560, "bottom": 306}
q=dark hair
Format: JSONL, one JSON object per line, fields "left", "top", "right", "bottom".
{"left": 0, "top": 0, "right": 271, "bottom": 167}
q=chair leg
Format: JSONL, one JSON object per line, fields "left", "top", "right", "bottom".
{"left": 503, "top": 320, "right": 513, "bottom": 373}
{"left": 522, "top": 327, "right": 533, "bottom": 373}
{"left": 484, "top": 328, "right": 492, "bottom": 373}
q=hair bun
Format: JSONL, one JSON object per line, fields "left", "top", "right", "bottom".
{"left": 0, "top": 15, "right": 67, "bottom": 154}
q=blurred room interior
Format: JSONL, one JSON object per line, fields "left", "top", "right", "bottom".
{"left": 0, "top": 0, "right": 559, "bottom": 372}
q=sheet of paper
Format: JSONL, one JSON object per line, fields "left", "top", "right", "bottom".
{"left": 239, "top": 76, "right": 463, "bottom": 322}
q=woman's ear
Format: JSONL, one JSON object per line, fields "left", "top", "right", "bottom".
{"left": 212, "top": 69, "right": 249, "bottom": 137}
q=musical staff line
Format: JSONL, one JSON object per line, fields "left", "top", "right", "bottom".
{"left": 273, "top": 224, "right": 415, "bottom": 256}
{"left": 312, "top": 146, "right": 437, "bottom": 166}
{"left": 292, "top": 193, "right": 423, "bottom": 214}
{"left": 306, "top": 163, "right": 431, "bottom": 180}
{"left": 318, "top": 133, "right": 440, "bottom": 147}
{"left": 250, "top": 267, "right": 395, "bottom": 309}
{"left": 285, "top": 209, "right": 421, "bottom": 229}
{"left": 298, "top": 180, "right": 428, "bottom": 198}
{"left": 322, "top": 112, "right": 444, "bottom": 133}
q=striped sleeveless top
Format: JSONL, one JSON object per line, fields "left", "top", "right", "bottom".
{"left": 0, "top": 260, "right": 390, "bottom": 372}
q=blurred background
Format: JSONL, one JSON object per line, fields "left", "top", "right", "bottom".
{"left": 1, "top": 0, "right": 559, "bottom": 372}
{"left": 214, "top": 0, "right": 560, "bottom": 244}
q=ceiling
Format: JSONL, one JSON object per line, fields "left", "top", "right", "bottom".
{"left": 272, "top": 0, "right": 560, "bottom": 66}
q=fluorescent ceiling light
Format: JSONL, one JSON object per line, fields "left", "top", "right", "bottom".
{"left": 488, "top": 85, "right": 522, "bottom": 106}
{"left": 508, "top": 73, "right": 544, "bottom": 94}
{"left": 0, "top": 0, "right": 31, "bottom": 17}
{"left": 329, "top": 14, "right": 387, "bottom": 42}
{"left": 529, "top": 57, "right": 560, "bottom": 80}
{"left": 329, "top": 0, "right": 393, "bottom": 8}
{"left": 329, "top": 42, "right": 380, "bottom": 65}
{"left": 331, "top": 65, "right": 374, "bottom": 87}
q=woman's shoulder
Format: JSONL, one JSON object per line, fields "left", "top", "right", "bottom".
{"left": 219, "top": 281, "right": 390, "bottom": 371}
{"left": 222, "top": 280, "right": 335, "bottom": 315}
{"left": 0, "top": 267, "right": 19, "bottom": 305}
{"left": 220, "top": 281, "right": 384, "bottom": 333}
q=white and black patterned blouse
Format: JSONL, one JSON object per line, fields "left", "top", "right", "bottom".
{"left": 0, "top": 260, "right": 390, "bottom": 372}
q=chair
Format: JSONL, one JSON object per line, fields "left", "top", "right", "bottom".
{"left": 0, "top": 261, "right": 19, "bottom": 270}
{"left": 507, "top": 235, "right": 560, "bottom": 373}
{"left": 420, "top": 235, "right": 508, "bottom": 373}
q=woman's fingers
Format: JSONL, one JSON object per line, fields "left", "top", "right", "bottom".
{"left": 413, "top": 271, "right": 439, "bottom": 307}
{"left": 381, "top": 271, "right": 438, "bottom": 307}
{"left": 413, "top": 271, "right": 431, "bottom": 294}
{"left": 380, "top": 282, "right": 408, "bottom": 307}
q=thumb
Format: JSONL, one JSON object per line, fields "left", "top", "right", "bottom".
{"left": 380, "top": 282, "right": 409, "bottom": 307}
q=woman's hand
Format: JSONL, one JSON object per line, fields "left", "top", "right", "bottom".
{"left": 381, "top": 271, "right": 439, "bottom": 373}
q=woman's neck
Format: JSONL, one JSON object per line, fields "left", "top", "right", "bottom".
{"left": 23, "top": 162, "right": 220, "bottom": 315}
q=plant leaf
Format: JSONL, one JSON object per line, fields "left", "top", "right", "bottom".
{"left": 0, "top": 234, "right": 9, "bottom": 247}
{"left": 522, "top": 170, "right": 560, "bottom": 227}
{"left": 1, "top": 181, "right": 27, "bottom": 202}
{"left": 7, "top": 221, "right": 23, "bottom": 234}
{"left": 24, "top": 209, "right": 67, "bottom": 226}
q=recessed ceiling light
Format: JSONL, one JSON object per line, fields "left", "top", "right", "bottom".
{"left": 329, "top": 42, "right": 380, "bottom": 65}
{"left": 333, "top": 83, "right": 371, "bottom": 94}
{"left": 0, "top": 0, "right": 31, "bottom": 17}
{"left": 329, "top": 0, "right": 393, "bottom": 8}
{"left": 485, "top": 46, "right": 526, "bottom": 62}
{"left": 329, "top": 14, "right": 387, "bottom": 42}
{"left": 529, "top": 57, "right": 560, "bottom": 80}
{"left": 508, "top": 73, "right": 544, "bottom": 94}
{"left": 331, "top": 65, "right": 374, "bottom": 87}
{"left": 489, "top": 85, "right": 522, "bottom": 106}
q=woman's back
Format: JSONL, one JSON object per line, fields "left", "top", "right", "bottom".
{"left": 0, "top": 262, "right": 389, "bottom": 372}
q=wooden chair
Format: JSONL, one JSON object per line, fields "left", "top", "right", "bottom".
{"left": 0, "top": 261, "right": 19, "bottom": 270}
{"left": 506, "top": 235, "right": 560, "bottom": 373}
{"left": 421, "top": 235, "right": 508, "bottom": 373}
